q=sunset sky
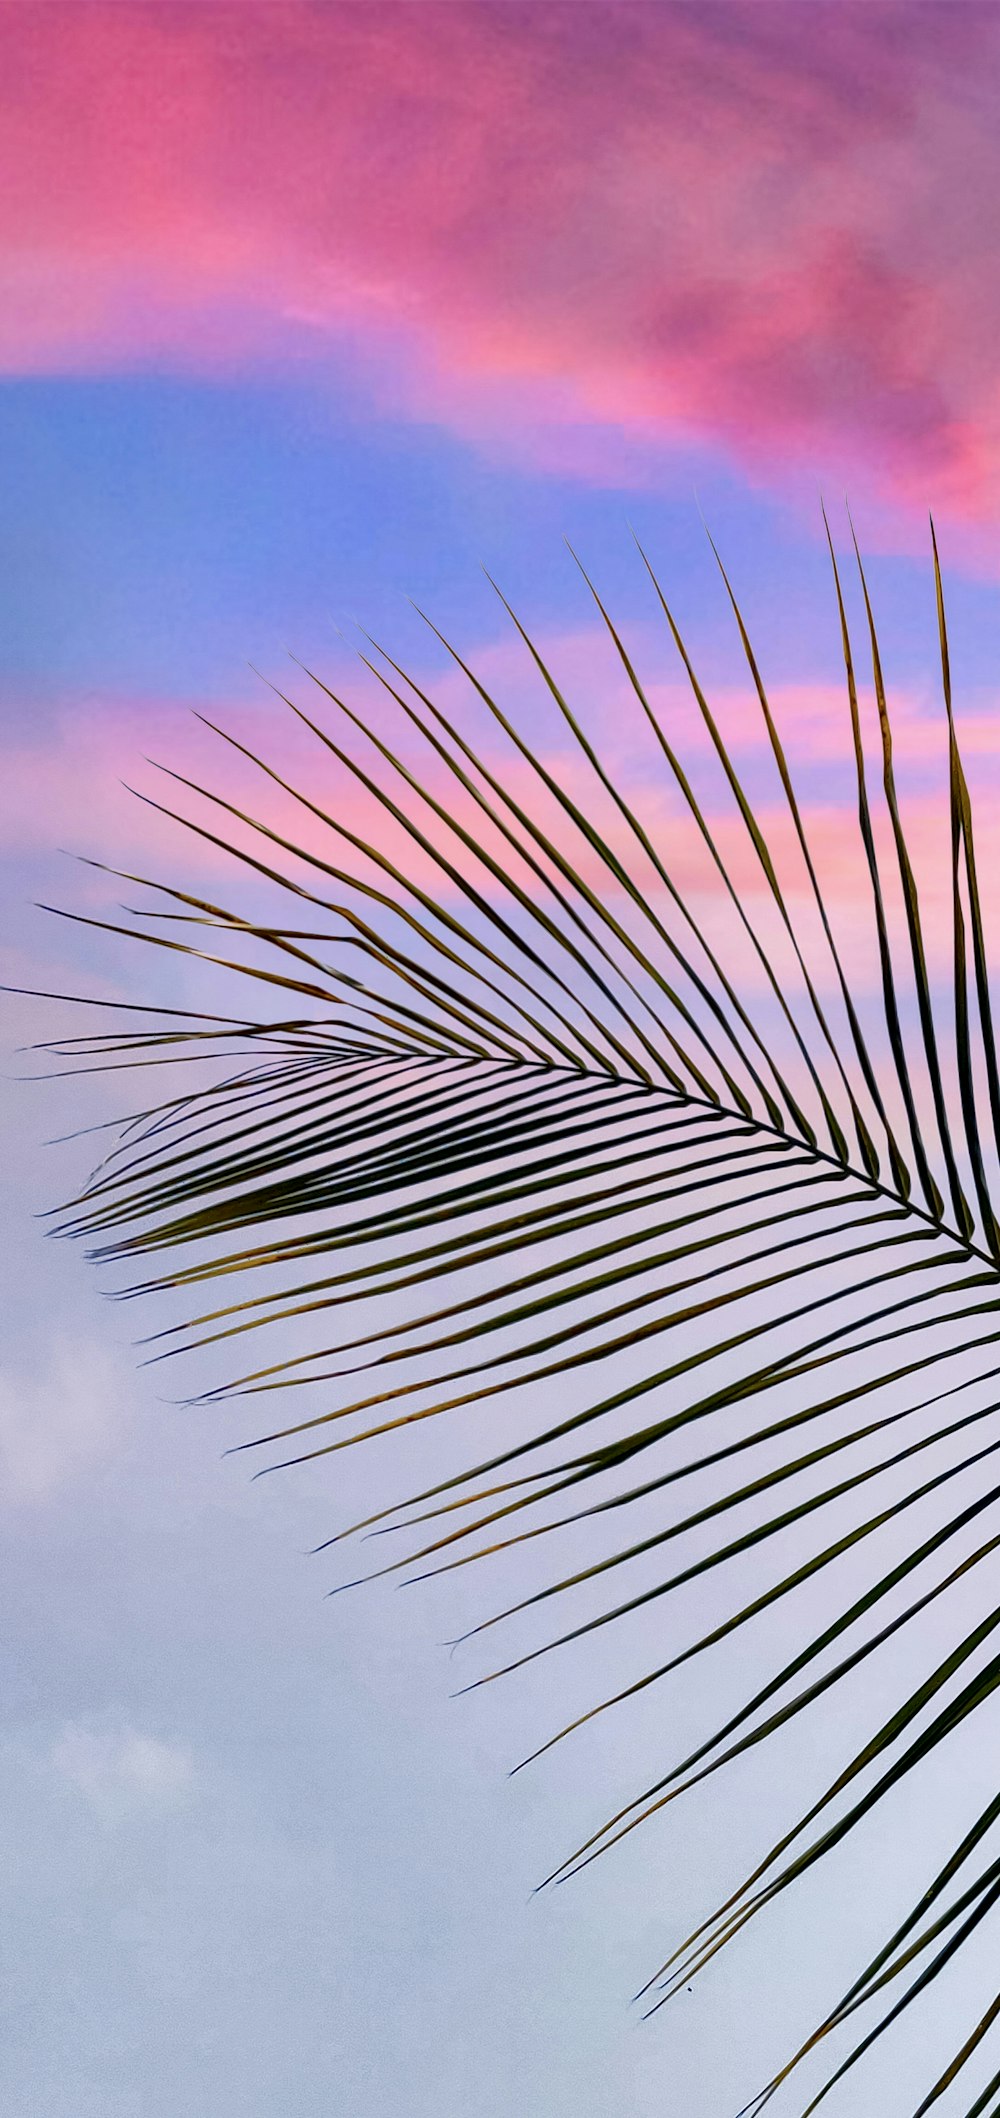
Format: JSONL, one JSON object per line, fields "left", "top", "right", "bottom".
{"left": 5, "top": 7, "right": 1000, "bottom": 2115}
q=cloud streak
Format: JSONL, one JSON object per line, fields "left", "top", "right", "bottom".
{"left": 4, "top": 3, "right": 1000, "bottom": 523}
{"left": 6, "top": 649, "right": 1000, "bottom": 1003}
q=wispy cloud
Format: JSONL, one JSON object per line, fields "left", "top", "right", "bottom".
{"left": 0, "top": 1337, "right": 131, "bottom": 1501}
{"left": 4, "top": 3, "right": 1000, "bottom": 527}
{"left": 50, "top": 1721, "right": 196, "bottom": 1820}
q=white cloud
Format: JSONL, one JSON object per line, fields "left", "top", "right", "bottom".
{"left": 50, "top": 1721, "right": 196, "bottom": 1820}
{"left": 0, "top": 1335, "right": 129, "bottom": 1501}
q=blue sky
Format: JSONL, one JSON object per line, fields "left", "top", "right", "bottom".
{"left": 0, "top": 369, "right": 846, "bottom": 714}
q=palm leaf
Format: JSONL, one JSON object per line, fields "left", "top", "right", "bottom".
{"left": 20, "top": 515, "right": 1000, "bottom": 2115}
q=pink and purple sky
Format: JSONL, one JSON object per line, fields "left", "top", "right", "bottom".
{"left": 6, "top": 1, "right": 1000, "bottom": 973}
{"left": 5, "top": 8, "right": 1000, "bottom": 2117}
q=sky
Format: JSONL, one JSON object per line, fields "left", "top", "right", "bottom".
{"left": 6, "top": 5, "right": 1000, "bottom": 2115}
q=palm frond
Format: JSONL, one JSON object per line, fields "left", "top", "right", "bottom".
{"left": 23, "top": 516, "right": 1000, "bottom": 2116}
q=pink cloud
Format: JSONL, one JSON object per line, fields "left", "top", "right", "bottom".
{"left": 7, "top": 643, "right": 1000, "bottom": 1006}
{"left": 4, "top": 3, "right": 1000, "bottom": 528}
